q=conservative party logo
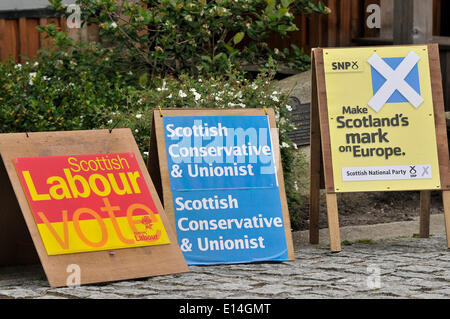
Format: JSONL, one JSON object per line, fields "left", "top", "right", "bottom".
{"left": 368, "top": 51, "right": 423, "bottom": 112}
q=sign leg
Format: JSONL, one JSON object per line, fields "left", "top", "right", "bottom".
{"left": 325, "top": 193, "right": 341, "bottom": 252}
{"left": 309, "top": 55, "right": 321, "bottom": 245}
{"left": 442, "top": 190, "right": 450, "bottom": 249}
{"left": 309, "top": 164, "right": 320, "bottom": 244}
{"left": 419, "top": 190, "right": 431, "bottom": 238}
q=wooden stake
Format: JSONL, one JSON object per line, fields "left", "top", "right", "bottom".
{"left": 442, "top": 190, "right": 450, "bottom": 249}
{"left": 325, "top": 193, "right": 341, "bottom": 252}
{"left": 309, "top": 53, "right": 321, "bottom": 245}
{"left": 419, "top": 190, "right": 431, "bottom": 238}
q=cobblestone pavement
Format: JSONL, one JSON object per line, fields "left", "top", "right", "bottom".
{"left": 0, "top": 234, "right": 449, "bottom": 299}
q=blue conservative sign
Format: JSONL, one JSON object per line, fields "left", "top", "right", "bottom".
{"left": 163, "top": 115, "right": 289, "bottom": 265}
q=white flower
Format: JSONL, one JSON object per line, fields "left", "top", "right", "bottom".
{"left": 167, "top": 94, "right": 173, "bottom": 99}
{"left": 178, "top": 90, "right": 187, "bottom": 98}
{"left": 184, "top": 15, "right": 193, "bottom": 22}
{"left": 193, "top": 92, "right": 201, "bottom": 101}
{"left": 215, "top": 96, "right": 222, "bottom": 101}
{"left": 137, "top": 99, "right": 143, "bottom": 105}
{"left": 293, "top": 143, "right": 298, "bottom": 149}
{"left": 107, "top": 119, "right": 113, "bottom": 124}
{"left": 250, "top": 83, "right": 258, "bottom": 90}
{"left": 15, "top": 64, "right": 22, "bottom": 70}
{"left": 157, "top": 81, "right": 168, "bottom": 91}
{"left": 143, "top": 151, "right": 149, "bottom": 156}
{"left": 286, "top": 104, "right": 293, "bottom": 112}
{"left": 135, "top": 129, "right": 139, "bottom": 133}
{"left": 69, "top": 60, "right": 77, "bottom": 69}
{"left": 271, "top": 95, "right": 279, "bottom": 102}
{"left": 110, "top": 22, "right": 118, "bottom": 29}
{"left": 238, "top": 103, "right": 246, "bottom": 108}
{"left": 281, "top": 142, "right": 290, "bottom": 149}
{"left": 136, "top": 113, "right": 143, "bottom": 119}
{"left": 29, "top": 72, "right": 37, "bottom": 85}
{"left": 33, "top": 61, "right": 39, "bottom": 67}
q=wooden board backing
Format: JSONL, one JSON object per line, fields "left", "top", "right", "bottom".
{"left": 312, "top": 48, "right": 335, "bottom": 194}
{"left": 0, "top": 128, "right": 188, "bottom": 287}
{"left": 0, "top": 158, "right": 39, "bottom": 265}
{"left": 312, "top": 43, "right": 450, "bottom": 193}
{"left": 148, "top": 108, "right": 295, "bottom": 261}
{"left": 310, "top": 43, "right": 450, "bottom": 251}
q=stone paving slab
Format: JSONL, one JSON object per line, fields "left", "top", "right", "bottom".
{"left": 0, "top": 226, "right": 449, "bottom": 299}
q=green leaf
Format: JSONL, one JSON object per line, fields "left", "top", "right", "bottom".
{"left": 201, "top": 55, "right": 212, "bottom": 63}
{"left": 233, "top": 32, "right": 245, "bottom": 45}
{"left": 278, "top": 8, "right": 289, "bottom": 16}
{"left": 286, "top": 24, "right": 298, "bottom": 32}
{"left": 281, "top": 0, "right": 292, "bottom": 8}
{"left": 138, "top": 73, "right": 148, "bottom": 88}
{"left": 213, "top": 52, "right": 226, "bottom": 62}
{"left": 265, "top": 0, "right": 276, "bottom": 14}
{"left": 224, "top": 43, "right": 234, "bottom": 53}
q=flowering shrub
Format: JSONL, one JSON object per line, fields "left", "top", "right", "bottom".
{"left": 48, "top": 0, "right": 329, "bottom": 76}
{"left": 105, "top": 66, "right": 307, "bottom": 224}
{"left": 0, "top": 53, "right": 307, "bottom": 225}
{"left": 0, "top": 43, "right": 131, "bottom": 133}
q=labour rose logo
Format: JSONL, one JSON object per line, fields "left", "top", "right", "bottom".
{"left": 141, "top": 216, "right": 153, "bottom": 230}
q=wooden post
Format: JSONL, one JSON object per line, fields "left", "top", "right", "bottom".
{"left": 309, "top": 59, "right": 321, "bottom": 245}
{"left": 393, "top": 0, "right": 433, "bottom": 44}
{"left": 325, "top": 193, "right": 341, "bottom": 252}
{"left": 442, "top": 191, "right": 450, "bottom": 249}
{"left": 440, "top": 50, "right": 450, "bottom": 112}
{"left": 419, "top": 190, "right": 431, "bottom": 238}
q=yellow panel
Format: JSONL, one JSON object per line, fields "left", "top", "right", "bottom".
{"left": 323, "top": 46, "right": 440, "bottom": 192}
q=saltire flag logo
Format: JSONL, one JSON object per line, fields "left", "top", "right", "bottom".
{"left": 368, "top": 51, "right": 423, "bottom": 112}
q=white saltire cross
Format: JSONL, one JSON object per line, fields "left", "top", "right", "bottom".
{"left": 367, "top": 51, "right": 424, "bottom": 112}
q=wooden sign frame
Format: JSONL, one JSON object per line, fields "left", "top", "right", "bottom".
{"left": 0, "top": 128, "right": 188, "bottom": 287}
{"left": 310, "top": 43, "right": 450, "bottom": 252}
{"left": 148, "top": 108, "right": 295, "bottom": 261}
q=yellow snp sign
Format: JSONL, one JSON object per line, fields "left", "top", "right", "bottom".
{"left": 323, "top": 45, "right": 440, "bottom": 192}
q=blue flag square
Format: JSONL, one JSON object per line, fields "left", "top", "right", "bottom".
{"left": 370, "top": 57, "right": 421, "bottom": 104}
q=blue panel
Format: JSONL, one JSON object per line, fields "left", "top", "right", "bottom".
{"left": 163, "top": 115, "right": 289, "bottom": 265}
